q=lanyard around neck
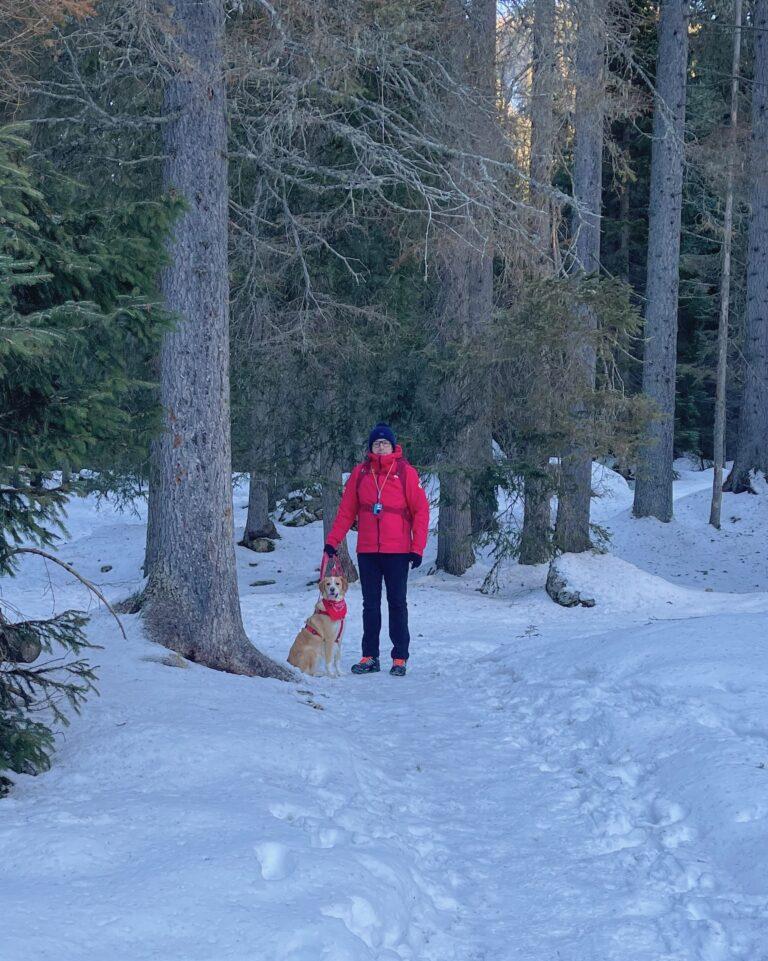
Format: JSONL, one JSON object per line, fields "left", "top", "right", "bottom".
{"left": 374, "top": 462, "right": 394, "bottom": 501}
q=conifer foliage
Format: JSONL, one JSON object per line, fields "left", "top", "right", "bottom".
{"left": 0, "top": 124, "right": 174, "bottom": 793}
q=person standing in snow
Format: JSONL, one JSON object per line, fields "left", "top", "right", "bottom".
{"left": 324, "top": 423, "right": 430, "bottom": 677}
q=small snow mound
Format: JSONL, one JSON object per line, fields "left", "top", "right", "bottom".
{"left": 749, "top": 470, "right": 768, "bottom": 495}
{"left": 591, "top": 462, "right": 631, "bottom": 498}
{"left": 589, "top": 463, "right": 634, "bottom": 521}
{"left": 553, "top": 551, "right": 717, "bottom": 614}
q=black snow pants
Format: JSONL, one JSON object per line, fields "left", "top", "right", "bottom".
{"left": 358, "top": 552, "right": 411, "bottom": 661}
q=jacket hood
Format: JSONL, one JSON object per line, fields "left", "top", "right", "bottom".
{"left": 366, "top": 443, "right": 404, "bottom": 470}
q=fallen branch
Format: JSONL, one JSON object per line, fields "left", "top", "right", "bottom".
{"left": 11, "top": 547, "right": 127, "bottom": 640}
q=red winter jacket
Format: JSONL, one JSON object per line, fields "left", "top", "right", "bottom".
{"left": 326, "top": 445, "right": 430, "bottom": 556}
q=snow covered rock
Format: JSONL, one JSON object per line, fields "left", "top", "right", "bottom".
{"left": 278, "top": 487, "right": 323, "bottom": 526}
{"left": 282, "top": 507, "right": 319, "bottom": 528}
{"left": 546, "top": 556, "right": 597, "bottom": 608}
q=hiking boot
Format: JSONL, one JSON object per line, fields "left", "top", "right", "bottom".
{"left": 351, "top": 656, "right": 380, "bottom": 675}
{"left": 389, "top": 659, "right": 407, "bottom": 677}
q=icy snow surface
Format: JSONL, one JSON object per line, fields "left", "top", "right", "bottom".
{"left": 2, "top": 462, "right": 768, "bottom": 960}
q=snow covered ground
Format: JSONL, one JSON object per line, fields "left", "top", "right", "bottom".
{"left": 2, "top": 464, "right": 768, "bottom": 960}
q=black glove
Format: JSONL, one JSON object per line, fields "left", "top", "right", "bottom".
{"left": 324, "top": 543, "right": 337, "bottom": 557}
{"left": 409, "top": 552, "right": 422, "bottom": 569}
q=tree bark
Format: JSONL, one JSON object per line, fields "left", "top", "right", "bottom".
{"left": 435, "top": 0, "right": 496, "bottom": 576}
{"left": 619, "top": 126, "right": 631, "bottom": 284}
{"left": 141, "top": 0, "right": 290, "bottom": 679}
{"left": 710, "top": 0, "right": 742, "bottom": 525}
{"left": 519, "top": 469, "right": 552, "bottom": 565}
{"left": 724, "top": 0, "right": 768, "bottom": 493}
{"left": 143, "top": 438, "right": 161, "bottom": 577}
{"left": 244, "top": 474, "right": 276, "bottom": 540}
{"left": 471, "top": 433, "right": 497, "bottom": 536}
{"left": 529, "top": 0, "right": 556, "bottom": 266}
{"left": 519, "top": 0, "right": 556, "bottom": 566}
{"left": 555, "top": 0, "right": 605, "bottom": 554}
{"left": 632, "top": 0, "right": 689, "bottom": 522}
{"left": 243, "top": 397, "right": 279, "bottom": 541}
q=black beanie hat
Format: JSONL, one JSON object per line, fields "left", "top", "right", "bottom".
{"left": 368, "top": 422, "right": 397, "bottom": 451}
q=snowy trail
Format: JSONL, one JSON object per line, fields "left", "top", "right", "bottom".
{"left": 310, "top": 602, "right": 768, "bottom": 961}
{"left": 3, "top": 470, "right": 768, "bottom": 960}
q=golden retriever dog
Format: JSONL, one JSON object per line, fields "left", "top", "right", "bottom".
{"left": 287, "top": 573, "right": 348, "bottom": 676}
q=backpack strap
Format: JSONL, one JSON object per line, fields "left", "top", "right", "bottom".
{"left": 396, "top": 458, "right": 412, "bottom": 521}
{"left": 355, "top": 463, "right": 370, "bottom": 503}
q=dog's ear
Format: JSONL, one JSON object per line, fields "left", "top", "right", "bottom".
{"left": 340, "top": 575, "right": 349, "bottom": 594}
{"left": 317, "top": 576, "right": 327, "bottom": 596}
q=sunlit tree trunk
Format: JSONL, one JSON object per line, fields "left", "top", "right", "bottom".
{"left": 142, "top": 0, "right": 289, "bottom": 679}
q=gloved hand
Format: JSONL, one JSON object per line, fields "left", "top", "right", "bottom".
{"left": 324, "top": 543, "right": 337, "bottom": 557}
{"left": 409, "top": 552, "right": 422, "bottom": 569}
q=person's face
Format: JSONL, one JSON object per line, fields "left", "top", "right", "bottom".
{"left": 372, "top": 438, "right": 393, "bottom": 455}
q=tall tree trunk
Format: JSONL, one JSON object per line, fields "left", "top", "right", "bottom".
{"left": 142, "top": 0, "right": 289, "bottom": 679}
{"left": 435, "top": 0, "right": 496, "bottom": 575}
{"left": 436, "top": 362, "right": 480, "bottom": 575}
{"left": 619, "top": 125, "right": 632, "bottom": 284}
{"left": 632, "top": 0, "right": 689, "bottom": 522}
{"left": 710, "top": 0, "right": 742, "bottom": 525}
{"left": 243, "top": 396, "right": 279, "bottom": 542}
{"left": 244, "top": 474, "right": 274, "bottom": 540}
{"left": 555, "top": 0, "right": 605, "bottom": 554}
{"left": 519, "top": 0, "right": 556, "bottom": 566}
{"left": 471, "top": 433, "right": 497, "bottom": 536}
{"left": 321, "top": 465, "right": 359, "bottom": 583}
{"left": 519, "top": 468, "right": 553, "bottom": 564}
{"left": 724, "top": 0, "right": 768, "bottom": 493}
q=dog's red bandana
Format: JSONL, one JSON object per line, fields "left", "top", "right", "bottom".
{"left": 319, "top": 598, "right": 347, "bottom": 621}
{"left": 305, "top": 598, "right": 346, "bottom": 644}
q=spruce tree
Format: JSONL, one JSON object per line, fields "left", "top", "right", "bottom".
{"left": 0, "top": 124, "right": 175, "bottom": 793}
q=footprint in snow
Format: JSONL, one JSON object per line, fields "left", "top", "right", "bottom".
{"left": 321, "top": 896, "right": 381, "bottom": 951}
{"left": 734, "top": 802, "right": 768, "bottom": 823}
{"left": 255, "top": 841, "right": 295, "bottom": 880}
{"left": 648, "top": 797, "right": 687, "bottom": 826}
{"left": 311, "top": 826, "right": 346, "bottom": 849}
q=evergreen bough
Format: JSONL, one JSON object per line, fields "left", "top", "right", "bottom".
{"left": 0, "top": 124, "right": 175, "bottom": 795}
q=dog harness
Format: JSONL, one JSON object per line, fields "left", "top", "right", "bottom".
{"left": 305, "top": 599, "right": 347, "bottom": 643}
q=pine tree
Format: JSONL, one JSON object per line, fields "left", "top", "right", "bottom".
{"left": 0, "top": 124, "right": 175, "bottom": 793}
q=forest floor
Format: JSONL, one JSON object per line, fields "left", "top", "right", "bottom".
{"left": 3, "top": 462, "right": 768, "bottom": 960}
